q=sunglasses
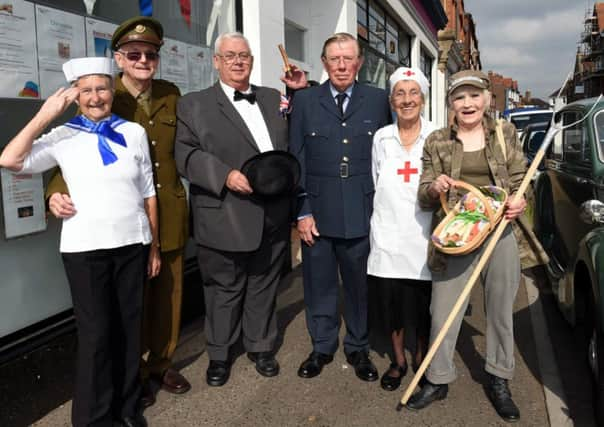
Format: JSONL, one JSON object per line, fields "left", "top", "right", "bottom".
{"left": 118, "top": 50, "right": 160, "bottom": 61}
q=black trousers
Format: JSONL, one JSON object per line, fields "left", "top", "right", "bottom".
{"left": 62, "top": 244, "right": 147, "bottom": 427}
{"left": 197, "top": 224, "right": 289, "bottom": 361}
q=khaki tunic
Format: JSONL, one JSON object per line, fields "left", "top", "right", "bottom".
{"left": 417, "top": 116, "right": 548, "bottom": 272}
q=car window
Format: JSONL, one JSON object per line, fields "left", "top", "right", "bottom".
{"left": 562, "top": 111, "right": 590, "bottom": 164}
{"left": 510, "top": 112, "right": 552, "bottom": 131}
{"left": 595, "top": 110, "right": 604, "bottom": 163}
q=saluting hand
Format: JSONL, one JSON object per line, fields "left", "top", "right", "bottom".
{"left": 37, "top": 87, "right": 79, "bottom": 122}
{"left": 226, "top": 170, "right": 253, "bottom": 195}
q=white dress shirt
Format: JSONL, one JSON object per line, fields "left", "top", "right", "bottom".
{"left": 367, "top": 117, "right": 436, "bottom": 279}
{"left": 220, "top": 81, "right": 274, "bottom": 153}
{"left": 21, "top": 120, "right": 155, "bottom": 253}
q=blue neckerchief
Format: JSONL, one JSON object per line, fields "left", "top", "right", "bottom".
{"left": 65, "top": 114, "right": 128, "bottom": 166}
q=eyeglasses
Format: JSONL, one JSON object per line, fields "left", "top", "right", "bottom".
{"left": 324, "top": 56, "right": 357, "bottom": 65}
{"left": 216, "top": 52, "right": 252, "bottom": 64}
{"left": 118, "top": 50, "right": 160, "bottom": 62}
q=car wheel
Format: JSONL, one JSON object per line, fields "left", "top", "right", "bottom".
{"left": 593, "top": 326, "right": 604, "bottom": 426}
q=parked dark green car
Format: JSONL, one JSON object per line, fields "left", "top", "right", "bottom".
{"left": 533, "top": 96, "right": 604, "bottom": 424}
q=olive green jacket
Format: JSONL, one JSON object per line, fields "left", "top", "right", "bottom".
{"left": 417, "top": 116, "right": 548, "bottom": 272}
{"left": 45, "top": 76, "right": 188, "bottom": 253}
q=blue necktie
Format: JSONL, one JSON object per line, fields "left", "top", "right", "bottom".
{"left": 65, "top": 114, "right": 128, "bottom": 166}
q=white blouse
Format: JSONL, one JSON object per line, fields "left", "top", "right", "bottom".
{"left": 21, "top": 120, "right": 155, "bottom": 253}
{"left": 368, "top": 117, "right": 435, "bottom": 280}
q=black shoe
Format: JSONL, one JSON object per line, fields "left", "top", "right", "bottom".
{"left": 247, "top": 352, "right": 280, "bottom": 377}
{"left": 206, "top": 360, "right": 231, "bottom": 387}
{"left": 139, "top": 380, "right": 155, "bottom": 408}
{"left": 406, "top": 381, "right": 448, "bottom": 410}
{"left": 345, "top": 350, "right": 378, "bottom": 382}
{"left": 380, "top": 362, "right": 408, "bottom": 391}
{"left": 486, "top": 375, "right": 520, "bottom": 422}
{"left": 297, "top": 352, "right": 334, "bottom": 378}
{"left": 116, "top": 415, "right": 147, "bottom": 427}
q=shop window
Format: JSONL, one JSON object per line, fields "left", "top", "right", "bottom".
{"left": 357, "top": 0, "right": 413, "bottom": 88}
{"left": 420, "top": 48, "right": 433, "bottom": 119}
{"left": 284, "top": 20, "right": 306, "bottom": 62}
{"left": 357, "top": 0, "right": 368, "bottom": 40}
{"left": 358, "top": 45, "right": 386, "bottom": 89}
{"left": 398, "top": 30, "right": 411, "bottom": 66}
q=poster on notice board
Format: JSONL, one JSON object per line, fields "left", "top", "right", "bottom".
{"left": 1, "top": 169, "right": 46, "bottom": 239}
{"left": 35, "top": 4, "right": 86, "bottom": 98}
{"left": 84, "top": 17, "right": 117, "bottom": 72}
{"left": 0, "top": 0, "right": 39, "bottom": 98}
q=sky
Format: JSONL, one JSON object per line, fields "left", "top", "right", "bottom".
{"left": 463, "top": 0, "right": 590, "bottom": 99}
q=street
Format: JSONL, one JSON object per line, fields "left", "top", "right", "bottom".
{"left": 0, "top": 266, "right": 597, "bottom": 427}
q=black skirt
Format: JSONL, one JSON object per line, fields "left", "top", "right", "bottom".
{"left": 368, "top": 276, "right": 431, "bottom": 336}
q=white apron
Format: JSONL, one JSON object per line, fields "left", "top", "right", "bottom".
{"left": 367, "top": 121, "right": 434, "bottom": 280}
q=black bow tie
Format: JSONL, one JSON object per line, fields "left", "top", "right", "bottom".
{"left": 234, "top": 90, "right": 256, "bottom": 104}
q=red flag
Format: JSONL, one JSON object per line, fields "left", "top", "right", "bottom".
{"left": 179, "top": 0, "right": 191, "bottom": 27}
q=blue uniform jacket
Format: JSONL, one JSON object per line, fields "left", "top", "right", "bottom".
{"left": 289, "top": 81, "right": 391, "bottom": 239}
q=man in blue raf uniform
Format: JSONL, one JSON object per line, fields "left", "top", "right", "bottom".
{"left": 289, "top": 33, "right": 391, "bottom": 381}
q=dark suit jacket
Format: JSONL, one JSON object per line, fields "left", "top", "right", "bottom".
{"left": 289, "top": 81, "right": 391, "bottom": 239}
{"left": 175, "top": 82, "right": 290, "bottom": 252}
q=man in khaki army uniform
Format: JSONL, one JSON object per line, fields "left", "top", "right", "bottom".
{"left": 46, "top": 17, "right": 190, "bottom": 408}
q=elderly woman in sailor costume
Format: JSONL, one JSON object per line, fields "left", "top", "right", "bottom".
{"left": 367, "top": 67, "right": 435, "bottom": 392}
{"left": 0, "top": 57, "right": 159, "bottom": 427}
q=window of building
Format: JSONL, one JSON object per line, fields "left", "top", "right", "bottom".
{"left": 420, "top": 48, "right": 433, "bottom": 119}
{"left": 356, "top": 0, "right": 413, "bottom": 88}
{"left": 284, "top": 20, "right": 306, "bottom": 62}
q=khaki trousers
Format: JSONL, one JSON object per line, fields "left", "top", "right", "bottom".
{"left": 141, "top": 249, "right": 184, "bottom": 378}
{"left": 426, "top": 226, "right": 520, "bottom": 384}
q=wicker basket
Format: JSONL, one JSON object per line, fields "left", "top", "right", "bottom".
{"left": 432, "top": 181, "right": 508, "bottom": 255}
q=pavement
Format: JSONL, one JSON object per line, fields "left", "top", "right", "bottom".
{"left": 10, "top": 265, "right": 576, "bottom": 427}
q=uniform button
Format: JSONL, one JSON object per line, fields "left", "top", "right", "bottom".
{"left": 154, "top": 162, "right": 160, "bottom": 168}
{"left": 151, "top": 140, "right": 157, "bottom": 146}
{"left": 342, "top": 156, "right": 349, "bottom": 162}
{"left": 149, "top": 120, "right": 154, "bottom": 126}
{"left": 342, "top": 122, "right": 347, "bottom": 127}
{"left": 342, "top": 138, "right": 349, "bottom": 144}
{"left": 368, "top": 131, "right": 373, "bottom": 135}
{"left": 311, "top": 132, "right": 316, "bottom": 136}
{"left": 156, "top": 183, "right": 162, "bottom": 189}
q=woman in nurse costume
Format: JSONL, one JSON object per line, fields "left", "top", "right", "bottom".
{"left": 368, "top": 67, "right": 435, "bottom": 392}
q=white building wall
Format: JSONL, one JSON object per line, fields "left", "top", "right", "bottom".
{"left": 242, "top": 0, "right": 445, "bottom": 126}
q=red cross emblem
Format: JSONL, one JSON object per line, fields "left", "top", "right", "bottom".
{"left": 397, "top": 161, "right": 418, "bottom": 182}
{"left": 403, "top": 70, "right": 415, "bottom": 77}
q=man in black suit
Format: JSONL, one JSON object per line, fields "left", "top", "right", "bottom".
{"left": 175, "top": 32, "right": 304, "bottom": 387}
{"left": 289, "top": 33, "right": 391, "bottom": 381}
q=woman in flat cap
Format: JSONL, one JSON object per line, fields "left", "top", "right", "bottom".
{"left": 0, "top": 57, "right": 159, "bottom": 427}
{"left": 367, "top": 67, "right": 435, "bottom": 392}
{"left": 406, "top": 69, "right": 543, "bottom": 422}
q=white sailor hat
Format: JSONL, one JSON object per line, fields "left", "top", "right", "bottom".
{"left": 389, "top": 66, "right": 430, "bottom": 96}
{"left": 62, "top": 57, "right": 113, "bottom": 83}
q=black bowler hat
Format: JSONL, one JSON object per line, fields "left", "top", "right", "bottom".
{"left": 241, "top": 151, "right": 301, "bottom": 198}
